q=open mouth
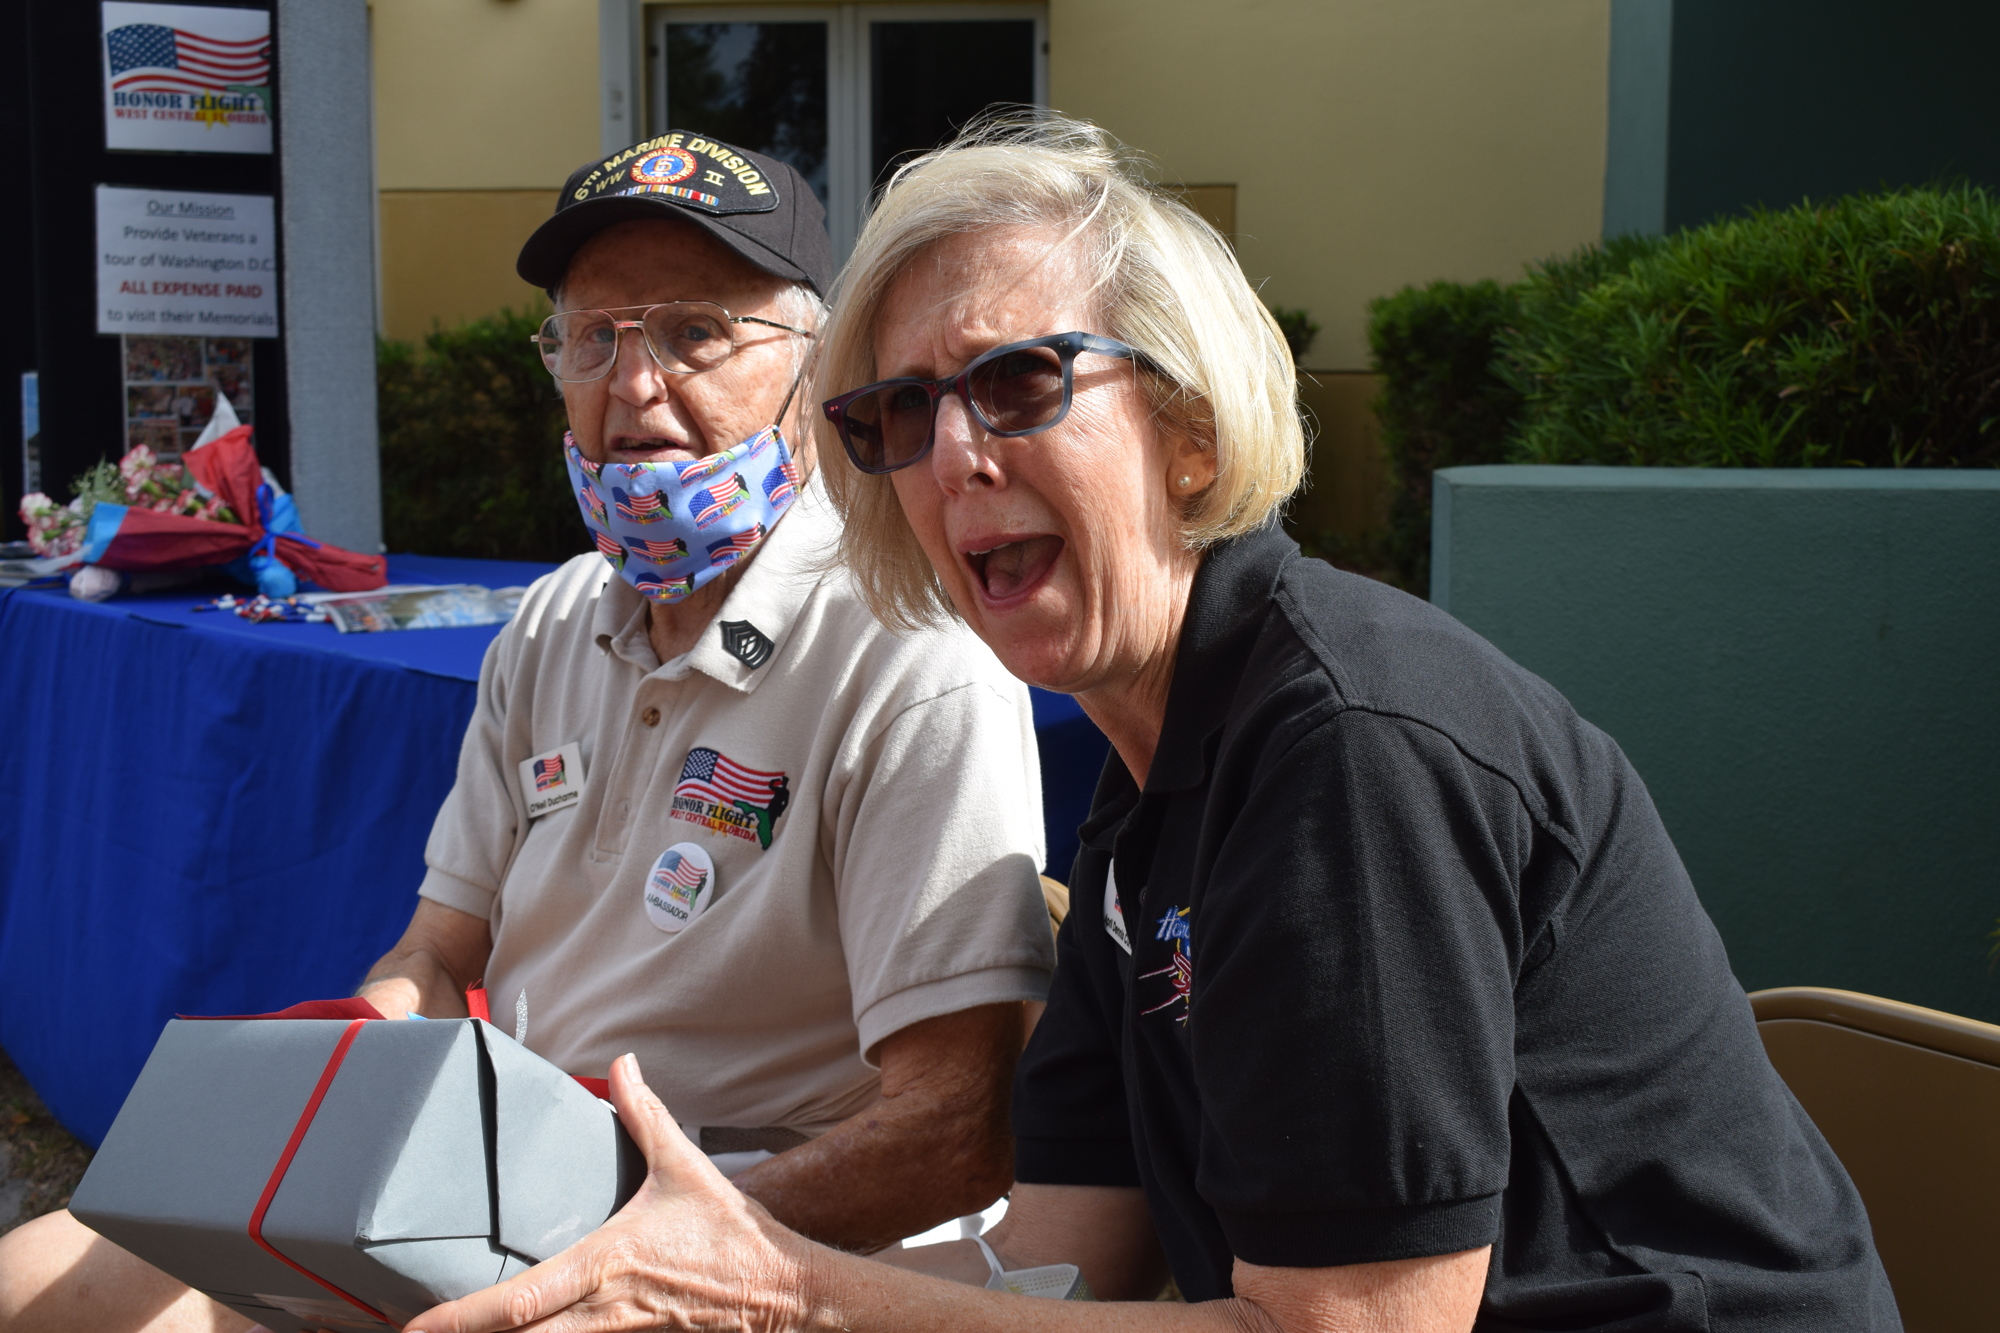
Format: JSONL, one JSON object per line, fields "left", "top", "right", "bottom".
{"left": 965, "top": 536, "right": 1063, "bottom": 603}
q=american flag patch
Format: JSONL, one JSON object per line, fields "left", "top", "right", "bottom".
{"left": 691, "top": 474, "right": 751, "bottom": 529}
{"left": 533, "top": 756, "right": 565, "bottom": 791}
{"left": 593, "top": 531, "right": 626, "bottom": 564}
{"left": 630, "top": 536, "right": 689, "bottom": 562}
{"left": 613, "top": 486, "right": 668, "bottom": 523}
{"left": 580, "top": 486, "right": 608, "bottom": 524}
{"left": 676, "top": 747, "right": 783, "bottom": 811}
{"left": 705, "top": 524, "right": 764, "bottom": 567}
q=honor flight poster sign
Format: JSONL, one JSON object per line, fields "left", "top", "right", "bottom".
{"left": 101, "top": 3, "right": 272, "bottom": 155}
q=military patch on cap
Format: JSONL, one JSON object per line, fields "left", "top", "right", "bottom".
{"left": 569, "top": 133, "right": 781, "bottom": 217}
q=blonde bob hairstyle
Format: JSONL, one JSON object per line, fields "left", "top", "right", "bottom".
{"left": 812, "top": 112, "right": 1306, "bottom": 628}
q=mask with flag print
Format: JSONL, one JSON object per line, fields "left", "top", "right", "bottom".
{"left": 565, "top": 425, "right": 802, "bottom": 604}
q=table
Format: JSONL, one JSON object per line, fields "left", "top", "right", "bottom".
{"left": 0, "top": 556, "right": 1106, "bottom": 1145}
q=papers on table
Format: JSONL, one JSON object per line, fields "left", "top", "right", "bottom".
{"left": 0, "top": 552, "right": 83, "bottom": 588}
{"left": 303, "top": 583, "right": 526, "bottom": 633}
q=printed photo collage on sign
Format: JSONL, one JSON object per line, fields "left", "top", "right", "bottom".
{"left": 121, "top": 336, "right": 252, "bottom": 457}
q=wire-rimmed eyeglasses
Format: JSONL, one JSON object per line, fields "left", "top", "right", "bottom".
{"left": 820, "top": 332, "right": 1154, "bottom": 475}
{"left": 531, "top": 301, "right": 813, "bottom": 384}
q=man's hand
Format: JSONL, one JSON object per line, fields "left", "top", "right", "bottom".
{"left": 354, "top": 899, "right": 491, "bottom": 1019}
{"left": 732, "top": 1002, "right": 1021, "bottom": 1253}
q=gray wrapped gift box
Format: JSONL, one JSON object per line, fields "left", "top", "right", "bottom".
{"left": 70, "top": 1015, "right": 643, "bottom": 1332}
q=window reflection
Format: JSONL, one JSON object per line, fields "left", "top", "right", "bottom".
{"left": 665, "top": 22, "right": 830, "bottom": 203}
{"left": 870, "top": 21, "right": 1035, "bottom": 189}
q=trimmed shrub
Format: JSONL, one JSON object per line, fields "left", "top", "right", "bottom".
{"left": 1363, "top": 279, "right": 1523, "bottom": 593}
{"left": 377, "top": 309, "right": 584, "bottom": 564}
{"left": 1506, "top": 186, "right": 2000, "bottom": 468}
{"left": 1363, "top": 186, "right": 2000, "bottom": 590}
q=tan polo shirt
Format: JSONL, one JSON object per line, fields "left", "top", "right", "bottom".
{"left": 418, "top": 483, "right": 1053, "bottom": 1138}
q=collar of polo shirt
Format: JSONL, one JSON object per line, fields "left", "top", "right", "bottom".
{"left": 593, "top": 478, "right": 835, "bottom": 692}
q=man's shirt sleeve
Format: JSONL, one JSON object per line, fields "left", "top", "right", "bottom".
{"left": 828, "top": 679, "right": 1056, "bottom": 1060}
{"left": 417, "top": 631, "right": 519, "bottom": 918}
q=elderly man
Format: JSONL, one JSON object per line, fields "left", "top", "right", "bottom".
{"left": 0, "top": 133, "right": 1055, "bottom": 1333}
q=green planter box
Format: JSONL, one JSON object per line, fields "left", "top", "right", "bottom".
{"left": 1432, "top": 466, "right": 2000, "bottom": 1022}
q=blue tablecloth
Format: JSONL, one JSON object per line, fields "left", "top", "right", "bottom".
{"left": 0, "top": 555, "right": 1106, "bottom": 1144}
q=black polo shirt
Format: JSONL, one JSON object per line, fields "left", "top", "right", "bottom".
{"left": 1013, "top": 524, "right": 1898, "bottom": 1330}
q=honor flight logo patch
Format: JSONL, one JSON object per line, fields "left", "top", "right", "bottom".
{"left": 672, "top": 746, "right": 791, "bottom": 849}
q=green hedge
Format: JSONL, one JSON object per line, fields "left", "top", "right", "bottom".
{"left": 377, "top": 309, "right": 584, "bottom": 564}
{"left": 1365, "top": 185, "right": 2000, "bottom": 591}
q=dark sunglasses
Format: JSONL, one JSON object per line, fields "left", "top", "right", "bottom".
{"left": 821, "top": 332, "right": 1153, "bottom": 475}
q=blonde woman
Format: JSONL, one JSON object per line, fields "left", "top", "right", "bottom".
{"left": 409, "top": 117, "right": 1896, "bottom": 1333}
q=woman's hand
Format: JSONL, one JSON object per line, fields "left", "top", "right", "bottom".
{"left": 407, "top": 1054, "right": 813, "bottom": 1333}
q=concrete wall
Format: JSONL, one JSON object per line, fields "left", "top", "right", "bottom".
{"left": 1433, "top": 466, "right": 2000, "bottom": 1023}
{"left": 280, "top": 0, "right": 383, "bottom": 552}
{"left": 1604, "top": 0, "right": 2000, "bottom": 236}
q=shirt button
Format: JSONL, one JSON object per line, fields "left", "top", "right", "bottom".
{"left": 641, "top": 707, "right": 661, "bottom": 727}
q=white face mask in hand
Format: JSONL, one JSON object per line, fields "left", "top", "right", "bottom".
{"left": 565, "top": 425, "right": 802, "bottom": 604}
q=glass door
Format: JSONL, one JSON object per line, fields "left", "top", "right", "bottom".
{"left": 648, "top": 4, "right": 1046, "bottom": 260}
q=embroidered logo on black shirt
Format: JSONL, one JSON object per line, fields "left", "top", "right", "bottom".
{"left": 1139, "top": 906, "right": 1193, "bottom": 1022}
{"left": 719, "top": 619, "right": 774, "bottom": 669}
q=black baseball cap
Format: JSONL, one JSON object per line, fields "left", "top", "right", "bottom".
{"left": 516, "top": 131, "right": 834, "bottom": 296}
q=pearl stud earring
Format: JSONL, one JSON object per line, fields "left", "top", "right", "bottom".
{"left": 1177, "top": 475, "right": 1192, "bottom": 488}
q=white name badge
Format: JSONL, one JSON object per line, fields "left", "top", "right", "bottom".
{"left": 518, "top": 743, "right": 587, "bottom": 819}
{"left": 1103, "top": 864, "right": 1131, "bottom": 955}
{"left": 644, "top": 841, "right": 715, "bottom": 933}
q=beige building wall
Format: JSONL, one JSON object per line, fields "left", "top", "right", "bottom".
{"left": 371, "top": 0, "right": 601, "bottom": 338}
{"left": 1047, "top": 0, "right": 1607, "bottom": 538}
{"left": 1051, "top": 0, "right": 1608, "bottom": 372}
{"left": 369, "top": 0, "right": 1609, "bottom": 529}
{"left": 372, "top": 0, "right": 1608, "bottom": 350}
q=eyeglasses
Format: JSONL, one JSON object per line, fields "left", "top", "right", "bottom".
{"left": 531, "top": 301, "right": 813, "bottom": 384}
{"left": 820, "top": 332, "right": 1153, "bottom": 475}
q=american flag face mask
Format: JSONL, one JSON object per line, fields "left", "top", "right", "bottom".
{"left": 564, "top": 425, "right": 803, "bottom": 604}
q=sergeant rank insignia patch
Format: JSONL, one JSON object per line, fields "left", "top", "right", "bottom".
{"left": 672, "top": 745, "right": 790, "bottom": 849}
{"left": 719, "top": 619, "right": 774, "bottom": 669}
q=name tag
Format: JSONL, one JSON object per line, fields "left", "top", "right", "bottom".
{"left": 1103, "top": 864, "right": 1131, "bottom": 954}
{"left": 518, "top": 742, "right": 586, "bottom": 819}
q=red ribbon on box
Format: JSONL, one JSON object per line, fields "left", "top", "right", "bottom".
{"left": 465, "top": 985, "right": 611, "bottom": 1100}
{"left": 246, "top": 1018, "right": 389, "bottom": 1325}
{"left": 179, "top": 984, "right": 617, "bottom": 1324}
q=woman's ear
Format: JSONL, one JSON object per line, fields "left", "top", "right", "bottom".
{"left": 1165, "top": 431, "right": 1217, "bottom": 498}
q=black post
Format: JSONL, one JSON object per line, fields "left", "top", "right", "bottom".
{"left": 1, "top": 0, "right": 35, "bottom": 539}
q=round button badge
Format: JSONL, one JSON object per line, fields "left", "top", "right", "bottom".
{"left": 643, "top": 842, "right": 715, "bottom": 933}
